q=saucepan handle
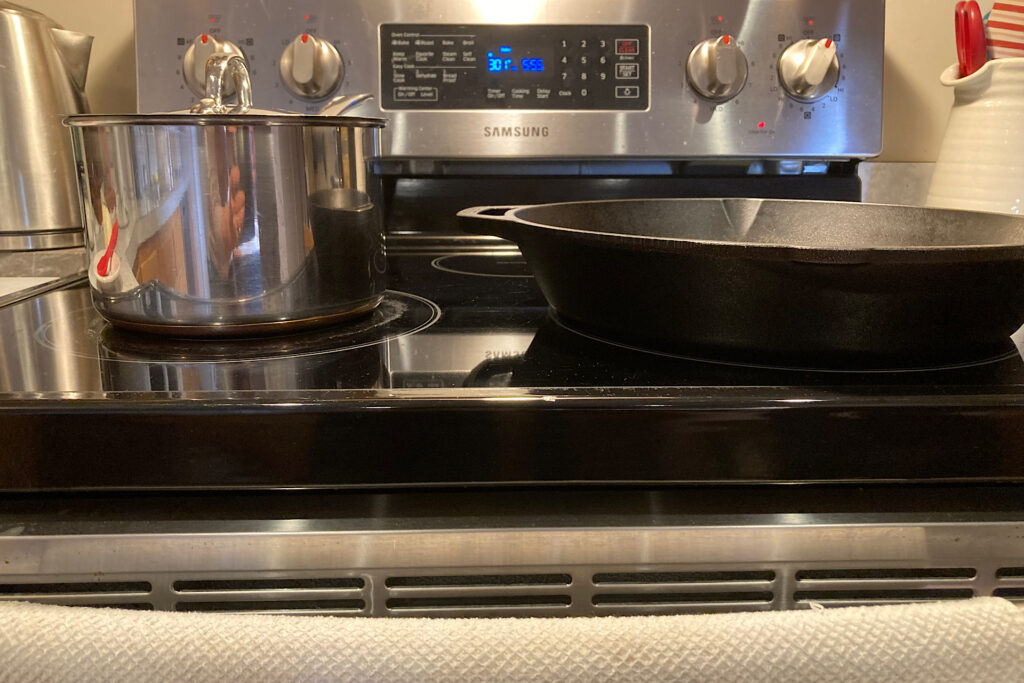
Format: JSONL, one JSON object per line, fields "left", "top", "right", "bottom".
{"left": 457, "top": 205, "right": 525, "bottom": 241}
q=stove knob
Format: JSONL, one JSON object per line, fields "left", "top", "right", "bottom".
{"left": 686, "top": 35, "right": 748, "bottom": 102}
{"left": 778, "top": 38, "right": 840, "bottom": 102}
{"left": 279, "top": 34, "right": 344, "bottom": 99}
{"left": 183, "top": 34, "right": 246, "bottom": 97}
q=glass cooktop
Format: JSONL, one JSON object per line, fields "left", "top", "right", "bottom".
{"left": 1, "top": 245, "right": 1023, "bottom": 491}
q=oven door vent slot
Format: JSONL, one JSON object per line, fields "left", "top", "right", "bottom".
{"left": 794, "top": 589, "right": 975, "bottom": 605}
{"left": 173, "top": 578, "right": 364, "bottom": 591}
{"left": 796, "top": 568, "right": 976, "bottom": 581}
{"left": 387, "top": 595, "right": 572, "bottom": 610}
{"left": 593, "top": 571, "right": 775, "bottom": 584}
{"left": 593, "top": 591, "right": 774, "bottom": 606}
{"left": 175, "top": 599, "right": 366, "bottom": 614}
{"left": 996, "top": 567, "right": 1024, "bottom": 579}
{"left": 386, "top": 574, "right": 570, "bottom": 588}
{"left": 0, "top": 581, "right": 154, "bottom": 609}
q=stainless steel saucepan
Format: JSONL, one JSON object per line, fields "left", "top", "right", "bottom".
{"left": 65, "top": 55, "right": 386, "bottom": 336}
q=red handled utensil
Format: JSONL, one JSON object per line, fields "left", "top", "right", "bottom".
{"left": 956, "top": 0, "right": 989, "bottom": 77}
{"left": 96, "top": 220, "right": 119, "bottom": 277}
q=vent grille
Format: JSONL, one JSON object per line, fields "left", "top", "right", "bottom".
{"left": 6, "top": 523, "right": 1024, "bottom": 617}
{"left": 0, "top": 566, "right": 995, "bottom": 616}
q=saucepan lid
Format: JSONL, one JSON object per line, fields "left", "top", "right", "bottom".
{"left": 65, "top": 54, "right": 385, "bottom": 128}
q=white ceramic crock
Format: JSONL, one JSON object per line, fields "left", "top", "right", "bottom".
{"left": 927, "top": 59, "right": 1024, "bottom": 215}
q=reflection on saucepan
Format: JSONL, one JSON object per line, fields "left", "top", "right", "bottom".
{"left": 97, "top": 328, "right": 388, "bottom": 393}
{"left": 94, "top": 290, "right": 440, "bottom": 393}
{"left": 309, "top": 187, "right": 387, "bottom": 304}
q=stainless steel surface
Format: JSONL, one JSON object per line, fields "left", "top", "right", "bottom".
{"left": 0, "top": 230, "right": 84, "bottom": 251}
{"left": 859, "top": 162, "right": 936, "bottom": 206}
{"left": 777, "top": 38, "right": 842, "bottom": 102}
{"left": 2, "top": 520, "right": 1023, "bottom": 616}
{"left": 686, "top": 36, "right": 748, "bottom": 102}
{"left": 0, "top": 2, "right": 91, "bottom": 246}
{"left": 133, "top": 0, "right": 884, "bottom": 160}
{"left": 279, "top": 33, "right": 344, "bottom": 100}
{"left": 181, "top": 33, "right": 245, "bottom": 97}
{"left": 0, "top": 247, "right": 85, "bottom": 279}
{"left": 65, "top": 60, "right": 388, "bottom": 335}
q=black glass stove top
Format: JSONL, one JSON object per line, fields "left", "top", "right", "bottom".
{"left": 1, "top": 245, "right": 1023, "bottom": 491}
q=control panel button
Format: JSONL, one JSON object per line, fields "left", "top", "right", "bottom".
{"left": 778, "top": 38, "right": 840, "bottom": 102}
{"left": 183, "top": 34, "right": 246, "bottom": 97}
{"left": 279, "top": 34, "right": 344, "bottom": 99}
{"left": 615, "top": 85, "right": 640, "bottom": 98}
{"left": 616, "top": 63, "right": 639, "bottom": 79}
{"left": 615, "top": 39, "right": 640, "bottom": 55}
{"left": 686, "top": 35, "right": 748, "bottom": 102}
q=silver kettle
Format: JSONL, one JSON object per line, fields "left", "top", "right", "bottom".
{"left": 0, "top": 2, "right": 92, "bottom": 251}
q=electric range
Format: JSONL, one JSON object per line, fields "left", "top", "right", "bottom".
{"left": 3, "top": 239, "right": 1024, "bottom": 617}
{"left": 2, "top": 238, "right": 1023, "bottom": 492}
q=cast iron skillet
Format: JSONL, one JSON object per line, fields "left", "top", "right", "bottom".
{"left": 458, "top": 198, "right": 1024, "bottom": 369}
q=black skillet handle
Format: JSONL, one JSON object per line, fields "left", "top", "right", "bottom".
{"left": 457, "top": 205, "right": 525, "bottom": 241}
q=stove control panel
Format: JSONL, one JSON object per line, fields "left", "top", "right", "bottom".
{"left": 134, "top": 0, "right": 884, "bottom": 159}
{"left": 380, "top": 24, "right": 649, "bottom": 111}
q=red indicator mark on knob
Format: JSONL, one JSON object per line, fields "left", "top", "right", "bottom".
{"left": 723, "top": 35, "right": 731, "bottom": 45}
{"left": 301, "top": 34, "right": 309, "bottom": 43}
{"left": 201, "top": 34, "right": 208, "bottom": 44}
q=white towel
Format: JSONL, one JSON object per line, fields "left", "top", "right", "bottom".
{"left": 1, "top": 598, "right": 1022, "bottom": 682}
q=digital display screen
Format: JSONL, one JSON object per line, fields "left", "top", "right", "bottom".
{"left": 486, "top": 45, "right": 551, "bottom": 75}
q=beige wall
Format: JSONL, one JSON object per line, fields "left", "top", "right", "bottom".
{"left": 24, "top": 0, "right": 135, "bottom": 115}
{"left": 882, "top": 0, "right": 958, "bottom": 162}
{"left": 22, "top": 0, "right": 957, "bottom": 162}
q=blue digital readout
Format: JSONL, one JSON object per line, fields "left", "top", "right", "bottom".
{"left": 487, "top": 46, "right": 545, "bottom": 73}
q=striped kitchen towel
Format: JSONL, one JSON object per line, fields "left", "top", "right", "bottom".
{"left": 987, "top": 1, "right": 1024, "bottom": 58}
